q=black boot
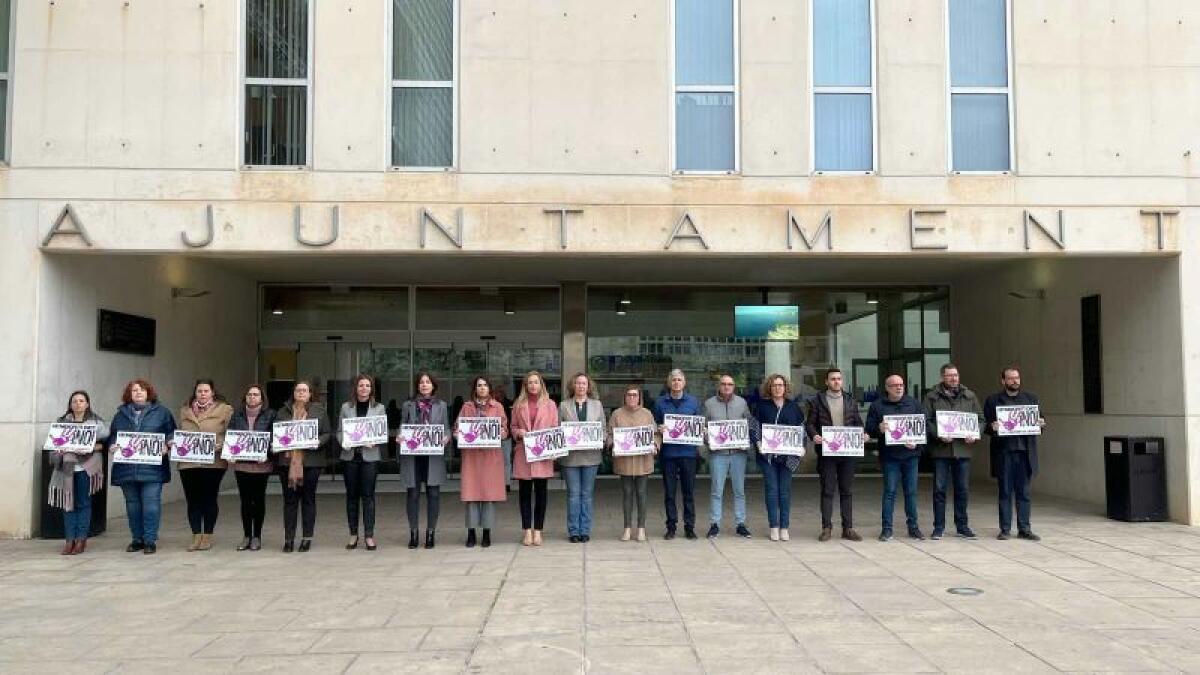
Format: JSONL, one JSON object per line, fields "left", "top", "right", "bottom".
{"left": 466, "top": 529, "right": 477, "bottom": 548}
{"left": 425, "top": 530, "right": 436, "bottom": 549}
{"left": 481, "top": 529, "right": 491, "bottom": 548}
{"left": 407, "top": 530, "right": 419, "bottom": 549}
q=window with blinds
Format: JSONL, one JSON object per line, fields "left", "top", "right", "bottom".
{"left": 948, "top": 0, "right": 1012, "bottom": 173}
{"left": 673, "top": 0, "right": 738, "bottom": 173}
{"left": 244, "top": 0, "right": 310, "bottom": 167}
{"left": 391, "top": 0, "right": 455, "bottom": 169}
{"left": 812, "top": 0, "right": 875, "bottom": 173}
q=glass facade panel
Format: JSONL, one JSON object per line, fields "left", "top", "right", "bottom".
{"left": 951, "top": 93, "right": 1010, "bottom": 172}
{"left": 675, "top": 92, "right": 735, "bottom": 172}
{"left": 244, "top": 84, "right": 307, "bottom": 166}
{"left": 949, "top": 0, "right": 1008, "bottom": 88}
{"left": 814, "top": 93, "right": 873, "bottom": 172}
{"left": 813, "top": 0, "right": 872, "bottom": 87}
{"left": 674, "top": 0, "right": 735, "bottom": 87}
{"left": 246, "top": 0, "right": 308, "bottom": 79}
{"left": 391, "top": 87, "right": 453, "bottom": 167}
{"left": 392, "top": 0, "right": 453, "bottom": 81}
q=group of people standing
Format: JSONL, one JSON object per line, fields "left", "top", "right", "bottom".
{"left": 46, "top": 364, "right": 1044, "bottom": 555}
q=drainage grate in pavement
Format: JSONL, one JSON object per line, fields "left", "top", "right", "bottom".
{"left": 946, "top": 587, "right": 985, "bottom": 596}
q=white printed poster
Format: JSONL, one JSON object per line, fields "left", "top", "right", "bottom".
{"left": 111, "top": 431, "right": 166, "bottom": 465}
{"left": 399, "top": 424, "right": 448, "bottom": 455}
{"left": 883, "top": 414, "right": 927, "bottom": 446}
{"left": 170, "top": 430, "right": 217, "bottom": 464}
{"left": 456, "top": 417, "right": 503, "bottom": 449}
{"left": 820, "top": 426, "right": 866, "bottom": 457}
{"left": 706, "top": 419, "right": 750, "bottom": 451}
{"left": 272, "top": 419, "right": 321, "bottom": 452}
{"left": 996, "top": 405, "right": 1041, "bottom": 436}
{"left": 663, "top": 414, "right": 705, "bottom": 446}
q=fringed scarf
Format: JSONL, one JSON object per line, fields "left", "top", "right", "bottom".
{"left": 287, "top": 403, "right": 308, "bottom": 487}
{"left": 47, "top": 415, "right": 105, "bottom": 511}
{"left": 416, "top": 397, "right": 434, "bottom": 424}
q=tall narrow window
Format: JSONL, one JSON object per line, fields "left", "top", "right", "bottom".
{"left": 244, "top": 0, "right": 310, "bottom": 167}
{"left": 0, "top": 0, "right": 11, "bottom": 162}
{"left": 673, "top": 0, "right": 737, "bottom": 173}
{"left": 812, "top": 0, "right": 875, "bottom": 173}
{"left": 392, "top": 0, "right": 454, "bottom": 169}
{"left": 948, "top": 0, "right": 1011, "bottom": 172}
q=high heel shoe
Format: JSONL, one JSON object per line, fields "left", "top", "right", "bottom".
{"left": 365, "top": 537, "right": 377, "bottom": 551}
{"left": 424, "top": 530, "right": 436, "bottom": 549}
{"left": 620, "top": 528, "right": 631, "bottom": 542}
{"left": 408, "top": 530, "right": 419, "bottom": 549}
{"left": 282, "top": 540, "right": 294, "bottom": 553}
{"left": 481, "top": 529, "right": 491, "bottom": 548}
{"left": 522, "top": 529, "right": 533, "bottom": 546}
{"left": 532, "top": 530, "right": 543, "bottom": 547}
{"left": 346, "top": 536, "right": 359, "bottom": 550}
{"left": 237, "top": 537, "right": 251, "bottom": 551}
{"left": 466, "top": 529, "right": 477, "bottom": 548}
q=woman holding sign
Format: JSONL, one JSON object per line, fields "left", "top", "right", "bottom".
{"left": 610, "top": 385, "right": 660, "bottom": 542}
{"left": 511, "top": 370, "right": 559, "bottom": 547}
{"left": 558, "top": 372, "right": 607, "bottom": 543}
{"left": 177, "top": 379, "right": 234, "bottom": 552}
{"left": 457, "top": 375, "right": 509, "bottom": 548}
{"left": 750, "top": 374, "right": 806, "bottom": 542}
{"left": 108, "top": 379, "right": 176, "bottom": 555}
{"left": 339, "top": 374, "right": 387, "bottom": 551}
{"left": 400, "top": 372, "right": 451, "bottom": 550}
{"left": 47, "top": 391, "right": 108, "bottom": 555}
{"left": 275, "top": 381, "right": 330, "bottom": 553}
{"left": 228, "top": 384, "right": 276, "bottom": 551}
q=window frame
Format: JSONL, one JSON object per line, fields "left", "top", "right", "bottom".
{"left": 669, "top": 0, "right": 741, "bottom": 176}
{"left": 808, "top": 0, "right": 878, "bottom": 176}
{"left": 386, "top": 0, "right": 459, "bottom": 172}
{"left": 944, "top": 0, "right": 1015, "bottom": 175}
{"left": 239, "top": 0, "right": 314, "bottom": 170}
{"left": 0, "top": 0, "right": 14, "bottom": 166}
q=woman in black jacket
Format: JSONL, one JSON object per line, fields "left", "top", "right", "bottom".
{"left": 749, "top": 374, "right": 806, "bottom": 543}
{"left": 227, "top": 384, "right": 277, "bottom": 551}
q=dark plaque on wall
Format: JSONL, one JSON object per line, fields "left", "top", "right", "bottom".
{"left": 97, "top": 309, "right": 156, "bottom": 356}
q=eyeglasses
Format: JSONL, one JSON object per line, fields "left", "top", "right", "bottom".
{"left": 886, "top": 383, "right": 905, "bottom": 388}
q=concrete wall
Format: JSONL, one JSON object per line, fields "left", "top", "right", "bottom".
{"left": 952, "top": 256, "right": 1192, "bottom": 524}
{"left": 0, "top": 253, "right": 257, "bottom": 537}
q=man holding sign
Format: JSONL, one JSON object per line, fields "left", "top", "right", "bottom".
{"left": 702, "top": 374, "right": 754, "bottom": 540}
{"left": 806, "top": 368, "right": 865, "bottom": 543}
{"left": 984, "top": 367, "right": 1046, "bottom": 541}
{"left": 865, "top": 375, "right": 926, "bottom": 541}
{"left": 653, "top": 369, "right": 704, "bottom": 540}
{"left": 923, "top": 364, "right": 984, "bottom": 540}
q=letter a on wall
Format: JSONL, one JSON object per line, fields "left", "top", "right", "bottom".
{"left": 664, "top": 211, "right": 709, "bottom": 250}
{"left": 41, "top": 204, "right": 94, "bottom": 247}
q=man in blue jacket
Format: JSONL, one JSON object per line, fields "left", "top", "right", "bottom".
{"left": 654, "top": 369, "right": 703, "bottom": 540}
{"left": 984, "top": 366, "right": 1045, "bottom": 541}
{"left": 865, "top": 374, "right": 925, "bottom": 541}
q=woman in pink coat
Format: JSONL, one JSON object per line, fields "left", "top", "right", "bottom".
{"left": 510, "top": 370, "right": 559, "bottom": 546}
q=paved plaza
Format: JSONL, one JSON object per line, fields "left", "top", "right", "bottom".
{"left": 3, "top": 477, "right": 1200, "bottom": 673}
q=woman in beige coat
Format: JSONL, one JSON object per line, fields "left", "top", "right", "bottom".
{"left": 609, "top": 385, "right": 661, "bottom": 542}
{"left": 177, "top": 379, "right": 234, "bottom": 551}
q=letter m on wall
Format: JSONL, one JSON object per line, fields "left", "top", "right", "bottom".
{"left": 787, "top": 210, "right": 832, "bottom": 250}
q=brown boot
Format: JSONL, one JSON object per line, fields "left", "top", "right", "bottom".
{"left": 61, "top": 539, "right": 75, "bottom": 555}
{"left": 75, "top": 538, "right": 88, "bottom": 554}
{"left": 842, "top": 528, "right": 863, "bottom": 542}
{"left": 198, "top": 533, "right": 213, "bottom": 551}
{"left": 187, "top": 534, "right": 202, "bottom": 552}
{"left": 818, "top": 528, "right": 832, "bottom": 542}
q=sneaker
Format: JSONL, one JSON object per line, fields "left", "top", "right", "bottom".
{"left": 664, "top": 529, "right": 676, "bottom": 540}
{"left": 143, "top": 543, "right": 157, "bottom": 555}
{"left": 569, "top": 535, "right": 581, "bottom": 543}
{"left": 996, "top": 531, "right": 1011, "bottom": 540}
{"left": 769, "top": 527, "right": 780, "bottom": 541}
{"left": 956, "top": 528, "right": 978, "bottom": 540}
{"left": 878, "top": 530, "right": 894, "bottom": 542}
{"left": 249, "top": 537, "right": 261, "bottom": 551}
{"left": 706, "top": 523, "right": 720, "bottom": 539}
{"left": 908, "top": 528, "right": 926, "bottom": 541}
{"left": 684, "top": 527, "right": 698, "bottom": 540}
{"left": 581, "top": 535, "right": 590, "bottom": 543}
{"left": 1018, "top": 530, "right": 1041, "bottom": 541}
{"left": 818, "top": 527, "right": 832, "bottom": 542}
{"left": 125, "top": 540, "right": 144, "bottom": 553}
{"left": 779, "top": 528, "right": 790, "bottom": 541}
{"left": 736, "top": 524, "right": 752, "bottom": 538}
{"left": 930, "top": 529, "right": 944, "bottom": 540}
{"left": 842, "top": 528, "right": 862, "bottom": 542}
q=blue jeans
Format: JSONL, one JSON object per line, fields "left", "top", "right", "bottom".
{"left": 708, "top": 452, "right": 747, "bottom": 526}
{"left": 932, "top": 457, "right": 971, "bottom": 532}
{"left": 997, "top": 451, "right": 1033, "bottom": 533}
{"left": 121, "top": 480, "right": 163, "bottom": 545}
{"left": 882, "top": 456, "right": 919, "bottom": 532}
{"left": 563, "top": 465, "right": 599, "bottom": 536}
{"left": 62, "top": 471, "right": 93, "bottom": 540}
{"left": 758, "top": 459, "right": 793, "bottom": 529}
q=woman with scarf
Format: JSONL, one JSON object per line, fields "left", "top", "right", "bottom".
{"left": 338, "top": 374, "right": 386, "bottom": 551}
{"left": 400, "top": 372, "right": 451, "bottom": 550}
{"left": 275, "top": 380, "right": 330, "bottom": 552}
{"left": 750, "top": 373, "right": 806, "bottom": 542}
{"left": 609, "top": 385, "right": 661, "bottom": 542}
{"left": 511, "top": 370, "right": 559, "bottom": 547}
{"left": 108, "top": 379, "right": 176, "bottom": 555}
{"left": 456, "top": 375, "right": 509, "bottom": 548}
{"left": 558, "top": 372, "right": 608, "bottom": 543}
{"left": 177, "top": 379, "right": 234, "bottom": 551}
{"left": 48, "top": 391, "right": 108, "bottom": 554}
{"left": 228, "top": 384, "right": 276, "bottom": 551}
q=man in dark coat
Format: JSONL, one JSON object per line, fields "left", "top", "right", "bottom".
{"left": 806, "top": 367, "right": 865, "bottom": 542}
{"left": 983, "top": 366, "right": 1046, "bottom": 541}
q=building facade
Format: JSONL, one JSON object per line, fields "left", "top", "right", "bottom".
{"left": 2, "top": 0, "right": 1197, "bottom": 535}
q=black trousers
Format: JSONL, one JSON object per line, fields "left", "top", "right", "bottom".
{"left": 662, "top": 456, "right": 698, "bottom": 531}
{"left": 818, "top": 456, "right": 858, "bottom": 529}
{"left": 406, "top": 486, "right": 440, "bottom": 531}
{"left": 279, "top": 466, "right": 321, "bottom": 540}
{"left": 518, "top": 478, "right": 548, "bottom": 530}
{"left": 342, "top": 457, "right": 379, "bottom": 537}
{"left": 180, "top": 467, "right": 225, "bottom": 534}
{"left": 234, "top": 471, "right": 270, "bottom": 538}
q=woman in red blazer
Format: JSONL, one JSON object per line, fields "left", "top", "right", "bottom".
{"left": 510, "top": 370, "right": 559, "bottom": 546}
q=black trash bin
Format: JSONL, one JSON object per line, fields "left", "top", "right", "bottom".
{"left": 1104, "top": 436, "right": 1167, "bottom": 522}
{"left": 38, "top": 450, "right": 109, "bottom": 539}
